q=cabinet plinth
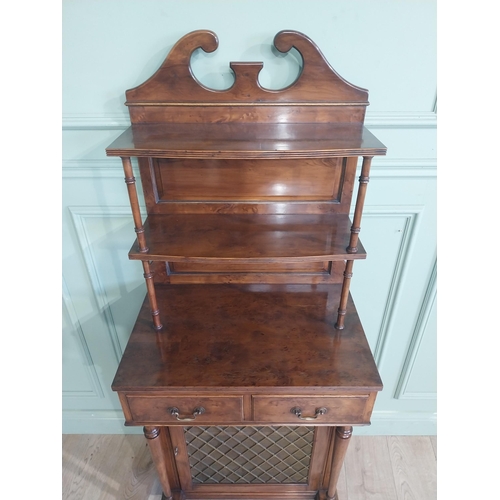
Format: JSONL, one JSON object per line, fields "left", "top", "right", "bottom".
{"left": 107, "top": 29, "right": 386, "bottom": 500}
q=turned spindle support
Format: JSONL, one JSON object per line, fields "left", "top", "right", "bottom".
{"left": 121, "top": 157, "right": 149, "bottom": 253}
{"left": 347, "top": 156, "right": 372, "bottom": 254}
{"left": 335, "top": 261, "right": 353, "bottom": 330}
{"left": 144, "top": 427, "right": 173, "bottom": 500}
{"left": 326, "top": 426, "right": 353, "bottom": 500}
{"left": 143, "top": 260, "right": 163, "bottom": 331}
{"left": 335, "top": 156, "right": 373, "bottom": 329}
{"left": 121, "top": 157, "right": 162, "bottom": 330}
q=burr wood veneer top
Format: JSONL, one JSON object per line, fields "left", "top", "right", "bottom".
{"left": 112, "top": 284, "right": 382, "bottom": 392}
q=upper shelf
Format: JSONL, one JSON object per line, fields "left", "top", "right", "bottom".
{"left": 128, "top": 213, "right": 366, "bottom": 263}
{"left": 106, "top": 30, "right": 387, "bottom": 159}
{"left": 106, "top": 123, "right": 386, "bottom": 159}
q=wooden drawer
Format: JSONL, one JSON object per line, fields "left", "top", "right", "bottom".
{"left": 252, "top": 395, "right": 371, "bottom": 425}
{"left": 125, "top": 395, "right": 244, "bottom": 425}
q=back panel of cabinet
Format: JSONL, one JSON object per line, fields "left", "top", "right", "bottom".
{"left": 139, "top": 157, "right": 357, "bottom": 215}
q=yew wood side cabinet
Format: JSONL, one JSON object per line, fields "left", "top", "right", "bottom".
{"left": 106, "top": 30, "right": 387, "bottom": 500}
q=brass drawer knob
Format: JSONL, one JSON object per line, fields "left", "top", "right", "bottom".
{"left": 290, "top": 406, "right": 328, "bottom": 421}
{"left": 168, "top": 406, "right": 206, "bottom": 421}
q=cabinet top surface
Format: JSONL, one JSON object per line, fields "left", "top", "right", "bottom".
{"left": 112, "top": 284, "right": 382, "bottom": 393}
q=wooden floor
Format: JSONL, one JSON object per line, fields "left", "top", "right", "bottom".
{"left": 62, "top": 434, "right": 437, "bottom": 500}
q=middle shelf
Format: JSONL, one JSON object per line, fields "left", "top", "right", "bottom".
{"left": 128, "top": 213, "right": 366, "bottom": 263}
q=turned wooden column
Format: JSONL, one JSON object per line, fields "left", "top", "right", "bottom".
{"left": 142, "top": 260, "right": 163, "bottom": 331}
{"left": 334, "top": 261, "right": 354, "bottom": 330}
{"left": 326, "top": 426, "right": 353, "bottom": 500}
{"left": 143, "top": 426, "right": 173, "bottom": 500}
{"left": 347, "top": 156, "right": 372, "bottom": 254}
{"left": 121, "top": 157, "right": 148, "bottom": 253}
{"left": 121, "top": 157, "right": 162, "bottom": 331}
{"left": 335, "top": 156, "right": 373, "bottom": 329}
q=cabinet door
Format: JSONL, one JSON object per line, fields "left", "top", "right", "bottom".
{"left": 168, "top": 425, "right": 331, "bottom": 499}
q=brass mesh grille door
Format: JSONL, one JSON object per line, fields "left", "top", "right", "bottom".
{"left": 184, "top": 426, "right": 315, "bottom": 484}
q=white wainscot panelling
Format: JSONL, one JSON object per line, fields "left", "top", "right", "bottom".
{"left": 350, "top": 207, "right": 422, "bottom": 363}
{"left": 368, "top": 127, "right": 436, "bottom": 160}
{"left": 62, "top": 128, "right": 128, "bottom": 158}
{"left": 348, "top": 198, "right": 436, "bottom": 435}
{"left": 395, "top": 262, "right": 437, "bottom": 399}
{"left": 63, "top": 206, "right": 149, "bottom": 433}
{"left": 62, "top": 280, "right": 104, "bottom": 398}
{"left": 68, "top": 207, "right": 146, "bottom": 355}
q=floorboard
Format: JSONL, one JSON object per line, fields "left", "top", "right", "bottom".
{"left": 62, "top": 435, "right": 437, "bottom": 500}
{"left": 345, "top": 436, "right": 399, "bottom": 500}
{"left": 387, "top": 436, "right": 437, "bottom": 500}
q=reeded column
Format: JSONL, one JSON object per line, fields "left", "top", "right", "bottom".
{"left": 326, "top": 426, "right": 353, "bottom": 500}
{"left": 143, "top": 426, "right": 173, "bottom": 500}
{"left": 335, "top": 156, "right": 373, "bottom": 329}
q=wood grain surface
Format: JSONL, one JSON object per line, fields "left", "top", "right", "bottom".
{"left": 105, "top": 123, "right": 386, "bottom": 158}
{"left": 111, "top": 286, "right": 382, "bottom": 392}
{"left": 62, "top": 435, "right": 436, "bottom": 500}
{"left": 124, "top": 30, "right": 369, "bottom": 105}
{"left": 127, "top": 214, "right": 367, "bottom": 263}
{"left": 386, "top": 436, "right": 437, "bottom": 500}
{"left": 62, "top": 434, "right": 163, "bottom": 500}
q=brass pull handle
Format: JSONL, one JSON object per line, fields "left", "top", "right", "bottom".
{"left": 290, "top": 407, "right": 328, "bottom": 421}
{"left": 168, "top": 406, "right": 205, "bottom": 421}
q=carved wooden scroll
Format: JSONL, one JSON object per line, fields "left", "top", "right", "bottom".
{"left": 125, "top": 30, "right": 370, "bottom": 124}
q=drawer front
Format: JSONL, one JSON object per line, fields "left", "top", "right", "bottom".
{"left": 252, "top": 395, "right": 370, "bottom": 425}
{"left": 126, "top": 395, "right": 244, "bottom": 424}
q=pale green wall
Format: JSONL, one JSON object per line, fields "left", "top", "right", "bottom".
{"left": 62, "top": 0, "right": 436, "bottom": 434}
